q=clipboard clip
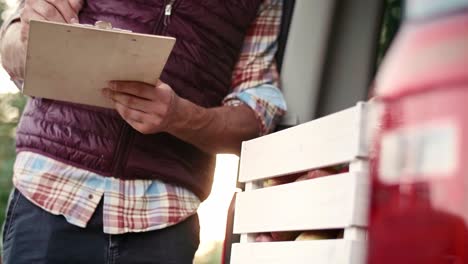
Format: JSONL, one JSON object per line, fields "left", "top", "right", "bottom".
{"left": 72, "top": 21, "right": 133, "bottom": 33}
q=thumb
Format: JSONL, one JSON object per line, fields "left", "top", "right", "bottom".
{"left": 69, "top": 0, "right": 84, "bottom": 14}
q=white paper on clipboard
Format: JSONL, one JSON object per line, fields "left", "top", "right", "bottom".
{"left": 23, "top": 20, "right": 176, "bottom": 108}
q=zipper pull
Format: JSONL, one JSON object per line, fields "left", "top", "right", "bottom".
{"left": 165, "top": 3, "right": 172, "bottom": 16}
{"left": 164, "top": 0, "right": 176, "bottom": 26}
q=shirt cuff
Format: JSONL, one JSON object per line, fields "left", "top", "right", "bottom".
{"left": 223, "top": 84, "right": 287, "bottom": 136}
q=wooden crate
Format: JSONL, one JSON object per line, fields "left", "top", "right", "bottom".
{"left": 231, "top": 102, "right": 369, "bottom": 264}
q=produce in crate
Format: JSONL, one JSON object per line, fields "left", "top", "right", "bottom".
{"left": 295, "top": 232, "right": 330, "bottom": 241}
{"left": 263, "top": 166, "right": 344, "bottom": 188}
{"left": 255, "top": 230, "right": 341, "bottom": 242}
{"left": 295, "top": 230, "right": 340, "bottom": 241}
{"left": 260, "top": 168, "right": 341, "bottom": 242}
{"left": 295, "top": 168, "right": 337, "bottom": 182}
{"left": 263, "top": 173, "right": 302, "bottom": 187}
{"left": 270, "top": 231, "right": 301, "bottom": 241}
{"left": 255, "top": 233, "right": 274, "bottom": 242}
{"left": 270, "top": 168, "right": 336, "bottom": 241}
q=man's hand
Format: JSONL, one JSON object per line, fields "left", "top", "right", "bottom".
{"left": 1, "top": 0, "right": 84, "bottom": 80}
{"left": 102, "top": 81, "right": 178, "bottom": 134}
{"left": 20, "top": 0, "right": 84, "bottom": 42}
{"left": 102, "top": 80, "right": 260, "bottom": 155}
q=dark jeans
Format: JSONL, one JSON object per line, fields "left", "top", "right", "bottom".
{"left": 1, "top": 189, "right": 200, "bottom": 264}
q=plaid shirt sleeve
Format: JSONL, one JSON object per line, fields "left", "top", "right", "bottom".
{"left": 223, "top": 0, "right": 287, "bottom": 135}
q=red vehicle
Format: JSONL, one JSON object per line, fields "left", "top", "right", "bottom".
{"left": 368, "top": 1, "right": 468, "bottom": 263}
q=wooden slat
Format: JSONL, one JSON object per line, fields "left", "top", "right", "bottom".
{"left": 238, "top": 103, "right": 367, "bottom": 183}
{"left": 231, "top": 240, "right": 366, "bottom": 264}
{"left": 354, "top": 102, "right": 369, "bottom": 158}
{"left": 241, "top": 181, "right": 261, "bottom": 243}
{"left": 350, "top": 159, "right": 370, "bottom": 226}
{"left": 233, "top": 173, "right": 368, "bottom": 234}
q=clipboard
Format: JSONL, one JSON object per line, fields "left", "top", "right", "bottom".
{"left": 23, "top": 20, "right": 176, "bottom": 108}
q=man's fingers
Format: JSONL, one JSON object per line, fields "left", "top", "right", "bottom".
{"left": 45, "top": 0, "right": 78, "bottom": 23}
{"left": 21, "top": 5, "right": 47, "bottom": 24}
{"left": 113, "top": 101, "right": 158, "bottom": 134}
{"left": 113, "top": 100, "right": 161, "bottom": 134}
{"left": 114, "top": 101, "right": 150, "bottom": 123}
{"left": 103, "top": 89, "right": 154, "bottom": 113}
{"left": 103, "top": 80, "right": 175, "bottom": 135}
{"left": 68, "top": 0, "right": 84, "bottom": 14}
{"left": 31, "top": 1, "right": 66, "bottom": 23}
{"left": 20, "top": 8, "right": 47, "bottom": 42}
{"left": 109, "top": 81, "right": 156, "bottom": 100}
{"left": 127, "top": 120, "right": 155, "bottom": 134}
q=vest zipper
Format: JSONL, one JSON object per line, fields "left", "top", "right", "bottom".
{"left": 163, "top": 0, "right": 176, "bottom": 26}
{"left": 112, "top": 122, "right": 133, "bottom": 178}
{"left": 114, "top": 0, "right": 179, "bottom": 178}
{"left": 152, "top": 0, "right": 178, "bottom": 35}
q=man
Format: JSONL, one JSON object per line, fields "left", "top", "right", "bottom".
{"left": 1, "top": 0, "right": 286, "bottom": 263}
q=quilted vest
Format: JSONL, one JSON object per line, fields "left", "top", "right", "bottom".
{"left": 16, "top": 0, "right": 263, "bottom": 200}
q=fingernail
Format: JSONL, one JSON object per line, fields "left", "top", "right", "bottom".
{"left": 108, "top": 81, "right": 116, "bottom": 90}
{"left": 70, "top": 17, "right": 79, "bottom": 24}
{"left": 101, "top": 88, "right": 109, "bottom": 97}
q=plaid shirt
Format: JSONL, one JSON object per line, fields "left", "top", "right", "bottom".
{"left": 11, "top": 0, "right": 286, "bottom": 234}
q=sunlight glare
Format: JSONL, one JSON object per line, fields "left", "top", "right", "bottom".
{"left": 198, "top": 154, "right": 239, "bottom": 243}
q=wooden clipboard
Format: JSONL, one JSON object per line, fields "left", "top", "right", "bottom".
{"left": 23, "top": 20, "right": 176, "bottom": 108}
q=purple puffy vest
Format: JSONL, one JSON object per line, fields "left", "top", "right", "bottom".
{"left": 16, "top": 0, "right": 263, "bottom": 200}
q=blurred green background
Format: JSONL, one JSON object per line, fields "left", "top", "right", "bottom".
{"left": 0, "top": 93, "right": 25, "bottom": 225}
